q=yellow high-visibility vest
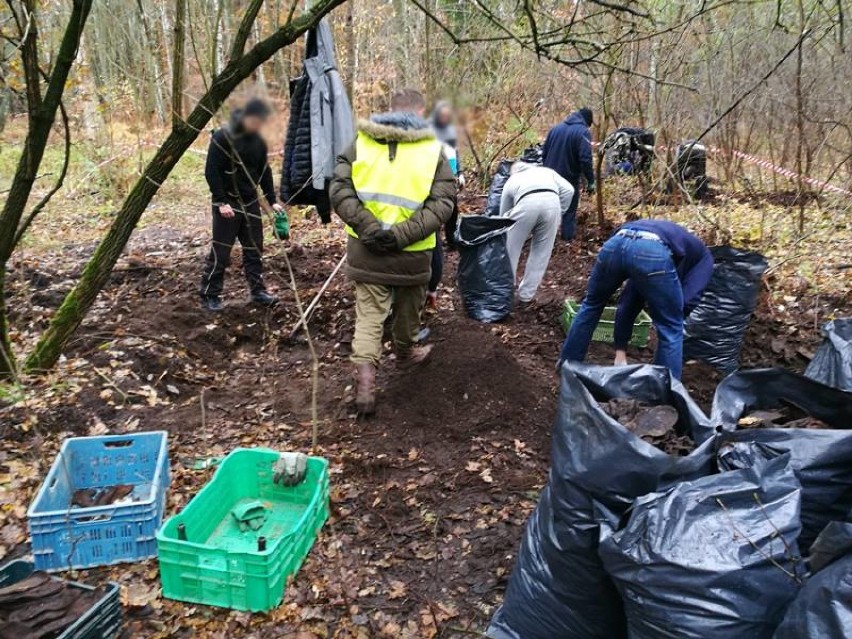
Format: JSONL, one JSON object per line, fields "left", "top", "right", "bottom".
{"left": 346, "top": 132, "right": 443, "bottom": 252}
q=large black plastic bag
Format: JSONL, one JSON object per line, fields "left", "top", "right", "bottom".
{"left": 774, "top": 520, "right": 852, "bottom": 638}
{"left": 487, "top": 363, "right": 715, "bottom": 639}
{"left": 713, "top": 368, "right": 852, "bottom": 550}
{"left": 807, "top": 517, "right": 852, "bottom": 570}
{"left": 805, "top": 318, "right": 852, "bottom": 391}
{"left": 484, "top": 146, "right": 543, "bottom": 217}
{"left": 456, "top": 216, "right": 516, "bottom": 323}
{"left": 485, "top": 160, "right": 513, "bottom": 216}
{"left": 519, "top": 143, "right": 543, "bottom": 164}
{"left": 683, "top": 246, "right": 768, "bottom": 373}
{"left": 599, "top": 454, "right": 803, "bottom": 639}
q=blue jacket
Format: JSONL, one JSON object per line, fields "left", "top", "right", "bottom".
{"left": 613, "top": 220, "right": 714, "bottom": 349}
{"left": 542, "top": 112, "right": 595, "bottom": 184}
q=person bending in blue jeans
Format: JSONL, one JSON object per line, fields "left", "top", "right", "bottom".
{"left": 559, "top": 220, "right": 713, "bottom": 378}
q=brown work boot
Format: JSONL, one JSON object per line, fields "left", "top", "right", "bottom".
{"left": 354, "top": 363, "right": 376, "bottom": 417}
{"left": 396, "top": 344, "right": 433, "bottom": 370}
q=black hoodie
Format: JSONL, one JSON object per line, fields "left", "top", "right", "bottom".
{"left": 205, "top": 111, "right": 276, "bottom": 209}
{"left": 542, "top": 111, "right": 595, "bottom": 184}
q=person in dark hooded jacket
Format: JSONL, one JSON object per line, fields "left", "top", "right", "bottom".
{"left": 200, "top": 98, "right": 283, "bottom": 311}
{"left": 542, "top": 108, "right": 595, "bottom": 241}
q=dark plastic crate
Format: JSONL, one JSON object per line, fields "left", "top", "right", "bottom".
{"left": 0, "top": 559, "right": 122, "bottom": 638}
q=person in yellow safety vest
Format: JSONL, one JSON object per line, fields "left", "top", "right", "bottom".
{"left": 330, "top": 89, "right": 457, "bottom": 417}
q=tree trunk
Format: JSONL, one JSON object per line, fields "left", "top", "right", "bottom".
{"left": 25, "top": 0, "right": 346, "bottom": 374}
{"left": 172, "top": 0, "right": 187, "bottom": 126}
{"left": 794, "top": 2, "right": 807, "bottom": 233}
{"left": 345, "top": 0, "right": 356, "bottom": 102}
{"left": 0, "top": 0, "right": 94, "bottom": 377}
{"left": 135, "top": 0, "right": 167, "bottom": 122}
{"left": 596, "top": 68, "right": 615, "bottom": 226}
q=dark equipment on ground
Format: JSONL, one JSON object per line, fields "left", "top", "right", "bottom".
{"left": 675, "top": 140, "right": 709, "bottom": 199}
{"left": 602, "top": 127, "right": 656, "bottom": 175}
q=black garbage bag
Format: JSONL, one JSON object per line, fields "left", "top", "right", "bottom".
{"left": 456, "top": 216, "right": 516, "bottom": 323}
{"left": 484, "top": 145, "right": 544, "bottom": 217}
{"left": 807, "top": 517, "right": 852, "bottom": 571}
{"left": 487, "top": 363, "right": 715, "bottom": 639}
{"left": 519, "top": 143, "right": 544, "bottom": 164}
{"left": 713, "top": 368, "right": 852, "bottom": 550}
{"left": 599, "top": 454, "right": 803, "bottom": 639}
{"left": 485, "top": 160, "right": 513, "bottom": 217}
{"left": 683, "top": 246, "right": 768, "bottom": 373}
{"left": 804, "top": 318, "right": 852, "bottom": 391}
{"left": 774, "top": 520, "right": 852, "bottom": 638}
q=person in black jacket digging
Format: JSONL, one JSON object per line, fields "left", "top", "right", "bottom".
{"left": 200, "top": 98, "right": 284, "bottom": 311}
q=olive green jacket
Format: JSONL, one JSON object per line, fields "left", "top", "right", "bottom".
{"left": 329, "top": 114, "right": 457, "bottom": 286}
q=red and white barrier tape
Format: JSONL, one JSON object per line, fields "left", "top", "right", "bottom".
{"left": 709, "top": 147, "right": 852, "bottom": 197}
{"left": 594, "top": 138, "right": 851, "bottom": 197}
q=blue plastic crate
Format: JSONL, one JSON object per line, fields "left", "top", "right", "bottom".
{"left": 27, "top": 431, "right": 170, "bottom": 571}
{"left": 0, "top": 559, "right": 122, "bottom": 638}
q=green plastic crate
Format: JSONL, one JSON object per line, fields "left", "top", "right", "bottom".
{"left": 156, "top": 449, "right": 329, "bottom": 612}
{"left": 561, "top": 299, "right": 653, "bottom": 348}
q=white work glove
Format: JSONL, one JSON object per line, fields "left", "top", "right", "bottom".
{"left": 457, "top": 174, "right": 466, "bottom": 190}
{"left": 272, "top": 452, "right": 308, "bottom": 486}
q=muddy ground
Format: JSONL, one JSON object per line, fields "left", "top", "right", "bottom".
{"left": 0, "top": 197, "right": 846, "bottom": 638}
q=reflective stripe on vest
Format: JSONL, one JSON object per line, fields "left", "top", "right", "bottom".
{"left": 346, "top": 132, "right": 443, "bottom": 252}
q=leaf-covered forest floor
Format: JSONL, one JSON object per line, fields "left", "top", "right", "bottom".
{"left": 0, "top": 183, "right": 849, "bottom": 638}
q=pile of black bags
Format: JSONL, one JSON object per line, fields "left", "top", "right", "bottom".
{"left": 488, "top": 363, "right": 852, "bottom": 639}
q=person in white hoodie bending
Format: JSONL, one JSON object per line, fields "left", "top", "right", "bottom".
{"left": 499, "top": 161, "right": 575, "bottom": 304}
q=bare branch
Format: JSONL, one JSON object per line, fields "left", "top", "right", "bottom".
{"left": 587, "top": 0, "right": 650, "bottom": 20}
{"left": 229, "top": 0, "right": 264, "bottom": 61}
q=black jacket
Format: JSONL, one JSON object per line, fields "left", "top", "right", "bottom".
{"left": 205, "top": 115, "right": 276, "bottom": 210}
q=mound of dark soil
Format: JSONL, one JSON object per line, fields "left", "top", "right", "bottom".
{"left": 380, "top": 323, "right": 551, "bottom": 439}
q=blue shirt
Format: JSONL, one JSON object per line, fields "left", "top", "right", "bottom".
{"left": 614, "top": 220, "right": 714, "bottom": 348}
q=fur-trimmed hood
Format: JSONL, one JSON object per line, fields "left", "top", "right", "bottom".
{"left": 358, "top": 112, "right": 436, "bottom": 143}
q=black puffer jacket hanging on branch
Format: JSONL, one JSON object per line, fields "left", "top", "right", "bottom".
{"left": 282, "top": 75, "right": 313, "bottom": 200}
{"left": 280, "top": 19, "right": 354, "bottom": 223}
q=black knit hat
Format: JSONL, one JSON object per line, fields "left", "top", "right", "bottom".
{"left": 579, "top": 107, "right": 593, "bottom": 126}
{"left": 244, "top": 98, "right": 271, "bottom": 119}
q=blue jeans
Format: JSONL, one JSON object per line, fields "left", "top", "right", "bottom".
{"left": 561, "top": 177, "right": 580, "bottom": 241}
{"left": 560, "top": 234, "right": 685, "bottom": 377}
